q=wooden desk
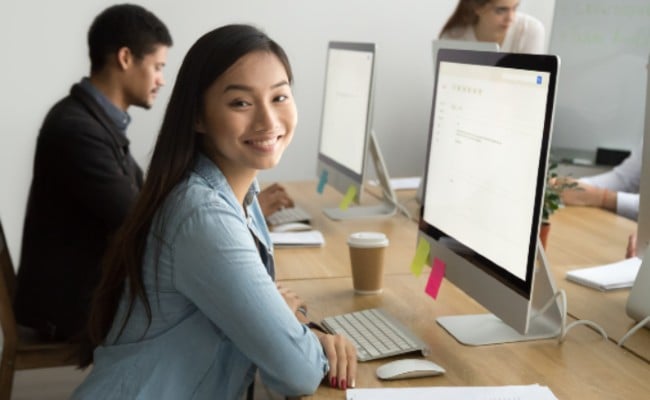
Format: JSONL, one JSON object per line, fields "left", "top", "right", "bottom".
{"left": 283, "top": 274, "right": 650, "bottom": 399}
{"left": 275, "top": 182, "right": 650, "bottom": 361}
{"left": 545, "top": 207, "right": 650, "bottom": 362}
{"left": 370, "top": 184, "right": 650, "bottom": 362}
{"left": 273, "top": 182, "right": 417, "bottom": 280}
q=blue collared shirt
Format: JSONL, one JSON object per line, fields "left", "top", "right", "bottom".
{"left": 78, "top": 77, "right": 131, "bottom": 134}
{"left": 72, "top": 154, "right": 328, "bottom": 400}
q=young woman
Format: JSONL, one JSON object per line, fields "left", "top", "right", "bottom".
{"left": 72, "top": 24, "right": 356, "bottom": 399}
{"left": 439, "top": 0, "right": 545, "bottom": 53}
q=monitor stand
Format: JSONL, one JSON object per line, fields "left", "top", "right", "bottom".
{"left": 437, "top": 244, "right": 563, "bottom": 345}
{"left": 323, "top": 130, "right": 398, "bottom": 220}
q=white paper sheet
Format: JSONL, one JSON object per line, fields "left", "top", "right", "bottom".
{"left": 269, "top": 230, "right": 325, "bottom": 247}
{"left": 346, "top": 384, "right": 558, "bottom": 400}
{"left": 369, "top": 177, "right": 421, "bottom": 191}
{"left": 565, "top": 256, "right": 641, "bottom": 290}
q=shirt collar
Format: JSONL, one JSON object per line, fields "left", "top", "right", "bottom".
{"left": 78, "top": 77, "right": 131, "bottom": 134}
{"left": 193, "top": 153, "right": 260, "bottom": 207}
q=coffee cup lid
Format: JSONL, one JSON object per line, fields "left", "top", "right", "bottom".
{"left": 347, "top": 232, "right": 389, "bottom": 248}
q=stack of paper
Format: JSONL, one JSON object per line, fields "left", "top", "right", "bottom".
{"left": 346, "top": 384, "right": 558, "bottom": 399}
{"left": 269, "top": 230, "right": 325, "bottom": 248}
{"left": 565, "top": 256, "right": 641, "bottom": 291}
{"left": 369, "top": 177, "right": 421, "bottom": 191}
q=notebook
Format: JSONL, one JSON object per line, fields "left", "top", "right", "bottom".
{"left": 565, "top": 257, "right": 641, "bottom": 291}
{"left": 269, "top": 231, "right": 324, "bottom": 247}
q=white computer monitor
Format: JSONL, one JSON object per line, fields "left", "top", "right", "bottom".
{"left": 635, "top": 55, "right": 650, "bottom": 257}
{"left": 418, "top": 49, "right": 562, "bottom": 345}
{"left": 316, "top": 41, "right": 396, "bottom": 220}
{"left": 625, "top": 54, "right": 650, "bottom": 332}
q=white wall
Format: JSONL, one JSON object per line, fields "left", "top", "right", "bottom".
{"left": 0, "top": 0, "right": 554, "bottom": 264}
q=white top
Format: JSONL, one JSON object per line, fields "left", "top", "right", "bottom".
{"left": 581, "top": 146, "right": 641, "bottom": 220}
{"left": 440, "top": 12, "right": 545, "bottom": 54}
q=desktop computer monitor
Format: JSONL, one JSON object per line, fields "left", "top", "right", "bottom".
{"left": 316, "top": 41, "right": 396, "bottom": 220}
{"left": 635, "top": 55, "right": 650, "bottom": 257}
{"left": 626, "top": 54, "right": 650, "bottom": 330}
{"left": 418, "top": 49, "right": 562, "bottom": 345}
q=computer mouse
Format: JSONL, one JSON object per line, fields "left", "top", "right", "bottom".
{"left": 375, "top": 358, "right": 445, "bottom": 380}
{"left": 271, "top": 222, "right": 312, "bottom": 233}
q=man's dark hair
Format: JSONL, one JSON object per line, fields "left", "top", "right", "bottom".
{"left": 88, "top": 3, "right": 172, "bottom": 72}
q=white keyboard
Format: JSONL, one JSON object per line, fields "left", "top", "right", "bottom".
{"left": 321, "top": 308, "right": 429, "bottom": 362}
{"left": 267, "top": 205, "right": 311, "bottom": 226}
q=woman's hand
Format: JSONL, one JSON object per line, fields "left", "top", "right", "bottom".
{"left": 313, "top": 332, "right": 357, "bottom": 390}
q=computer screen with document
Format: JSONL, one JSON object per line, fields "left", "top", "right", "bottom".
{"left": 418, "top": 49, "right": 562, "bottom": 345}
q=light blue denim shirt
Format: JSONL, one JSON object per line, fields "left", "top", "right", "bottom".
{"left": 72, "top": 154, "right": 328, "bottom": 400}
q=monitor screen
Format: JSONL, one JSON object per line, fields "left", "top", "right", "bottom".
{"left": 317, "top": 42, "right": 375, "bottom": 204}
{"left": 419, "top": 49, "right": 559, "bottom": 339}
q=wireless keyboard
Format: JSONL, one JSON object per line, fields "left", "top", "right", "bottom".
{"left": 321, "top": 308, "right": 429, "bottom": 362}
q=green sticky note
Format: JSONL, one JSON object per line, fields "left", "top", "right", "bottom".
{"left": 410, "top": 238, "right": 430, "bottom": 277}
{"left": 339, "top": 185, "right": 357, "bottom": 210}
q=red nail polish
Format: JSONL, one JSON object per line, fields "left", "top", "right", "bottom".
{"left": 340, "top": 379, "right": 347, "bottom": 390}
{"left": 330, "top": 377, "right": 337, "bottom": 387}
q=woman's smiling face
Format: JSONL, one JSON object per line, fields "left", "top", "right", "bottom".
{"left": 196, "top": 50, "right": 297, "bottom": 178}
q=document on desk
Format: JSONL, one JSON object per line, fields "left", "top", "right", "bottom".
{"left": 368, "top": 176, "right": 421, "bottom": 191}
{"left": 346, "top": 384, "right": 558, "bottom": 400}
{"left": 565, "top": 256, "right": 641, "bottom": 291}
{"left": 269, "top": 231, "right": 325, "bottom": 247}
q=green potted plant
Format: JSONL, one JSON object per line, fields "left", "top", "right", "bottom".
{"left": 540, "top": 162, "right": 578, "bottom": 248}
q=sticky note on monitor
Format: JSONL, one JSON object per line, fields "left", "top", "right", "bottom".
{"left": 317, "top": 170, "right": 328, "bottom": 194}
{"left": 425, "top": 257, "right": 446, "bottom": 299}
{"left": 339, "top": 185, "right": 356, "bottom": 210}
{"left": 410, "top": 237, "right": 430, "bottom": 277}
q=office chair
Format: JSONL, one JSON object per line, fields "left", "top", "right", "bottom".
{"left": 0, "top": 217, "right": 78, "bottom": 400}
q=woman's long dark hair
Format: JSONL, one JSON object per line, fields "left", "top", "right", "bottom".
{"left": 439, "top": 0, "right": 492, "bottom": 38}
{"left": 79, "top": 24, "right": 293, "bottom": 367}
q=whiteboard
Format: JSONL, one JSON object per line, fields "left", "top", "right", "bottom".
{"left": 549, "top": 0, "right": 650, "bottom": 153}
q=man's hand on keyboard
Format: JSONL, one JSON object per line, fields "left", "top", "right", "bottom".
{"left": 259, "top": 183, "right": 294, "bottom": 217}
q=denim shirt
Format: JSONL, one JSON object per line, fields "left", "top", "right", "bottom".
{"left": 72, "top": 154, "right": 328, "bottom": 400}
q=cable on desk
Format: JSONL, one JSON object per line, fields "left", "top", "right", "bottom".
{"left": 534, "top": 289, "right": 608, "bottom": 343}
{"left": 618, "top": 315, "right": 650, "bottom": 347}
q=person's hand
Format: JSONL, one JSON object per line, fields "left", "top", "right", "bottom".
{"left": 559, "top": 179, "right": 616, "bottom": 211}
{"left": 313, "top": 331, "right": 357, "bottom": 390}
{"left": 258, "top": 183, "right": 294, "bottom": 217}
{"left": 276, "top": 283, "right": 305, "bottom": 316}
{"left": 626, "top": 233, "right": 638, "bottom": 259}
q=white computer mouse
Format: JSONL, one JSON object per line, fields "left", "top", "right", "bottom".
{"left": 376, "top": 358, "right": 445, "bottom": 380}
{"left": 271, "top": 222, "right": 312, "bottom": 233}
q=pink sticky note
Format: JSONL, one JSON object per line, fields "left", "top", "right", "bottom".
{"left": 424, "top": 257, "right": 446, "bottom": 299}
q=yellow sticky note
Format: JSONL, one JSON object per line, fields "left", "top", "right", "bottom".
{"left": 410, "top": 237, "right": 430, "bottom": 277}
{"left": 339, "top": 185, "right": 357, "bottom": 210}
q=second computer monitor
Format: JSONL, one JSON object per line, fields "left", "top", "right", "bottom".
{"left": 316, "top": 41, "right": 396, "bottom": 220}
{"left": 419, "top": 49, "right": 561, "bottom": 345}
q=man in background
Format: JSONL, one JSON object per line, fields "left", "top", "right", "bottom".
{"left": 14, "top": 4, "right": 172, "bottom": 341}
{"left": 560, "top": 147, "right": 641, "bottom": 221}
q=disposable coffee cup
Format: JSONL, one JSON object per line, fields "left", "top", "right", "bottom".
{"left": 347, "top": 232, "right": 389, "bottom": 295}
